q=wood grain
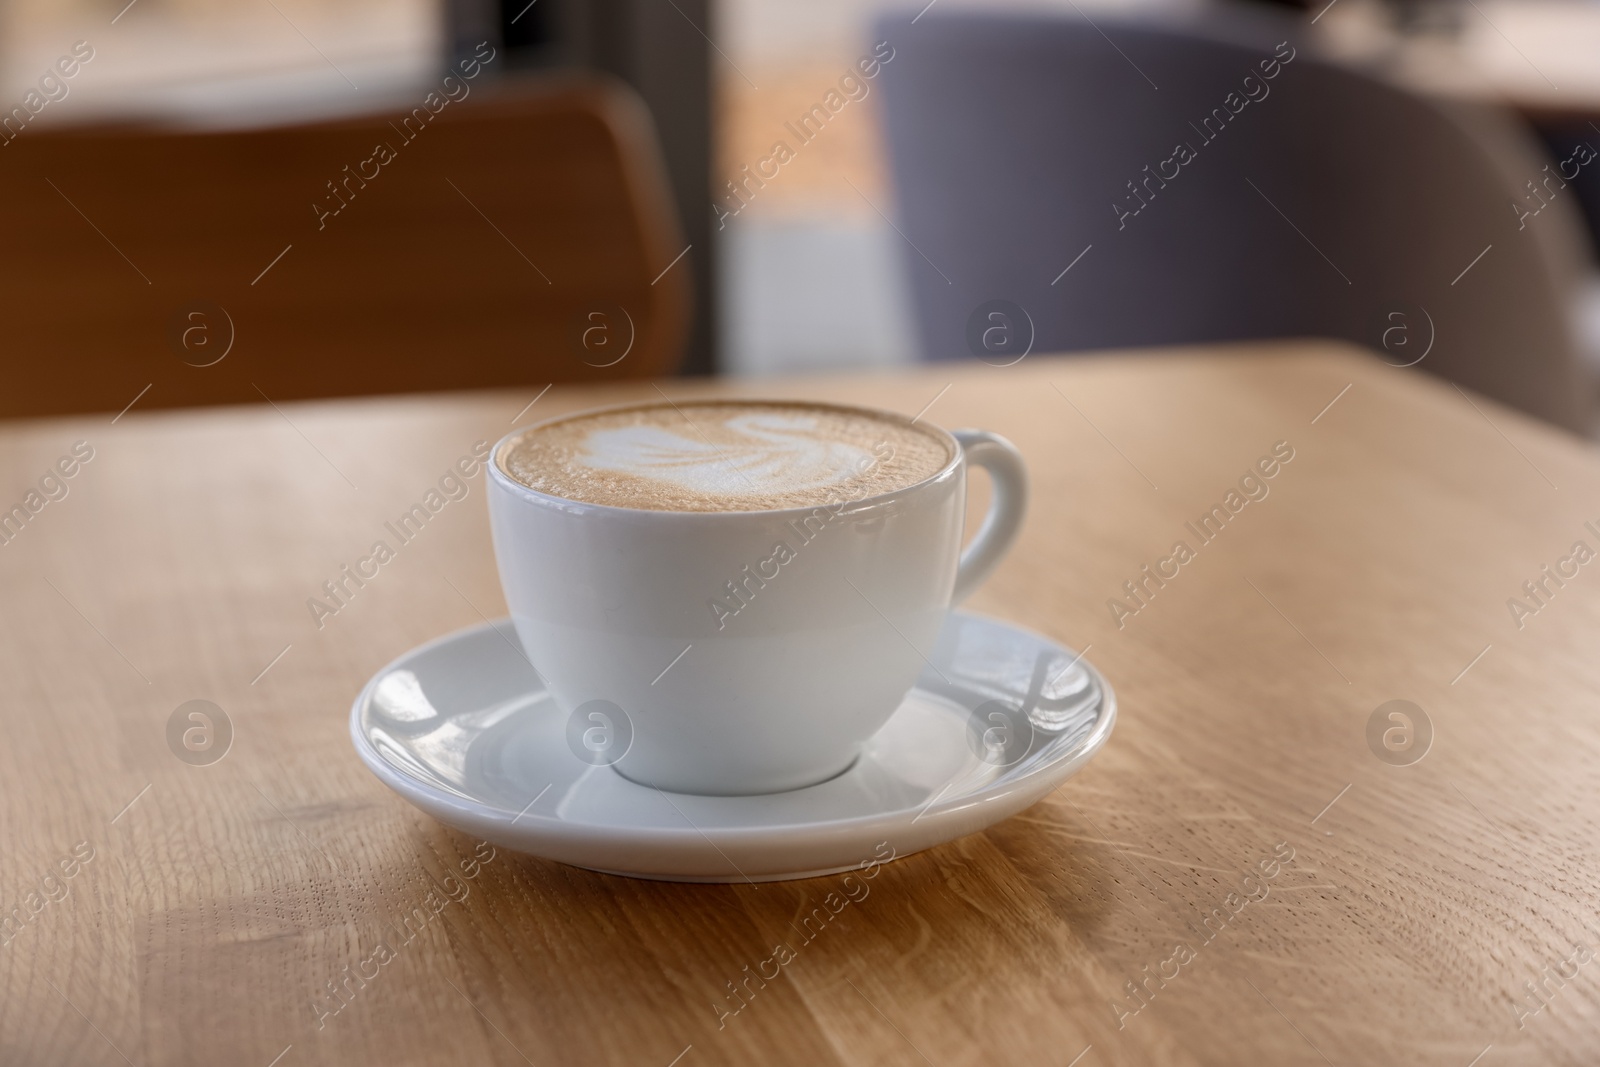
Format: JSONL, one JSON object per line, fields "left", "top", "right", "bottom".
{"left": 3, "top": 339, "right": 1600, "bottom": 1066}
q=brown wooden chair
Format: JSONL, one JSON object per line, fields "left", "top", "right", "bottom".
{"left": 0, "top": 72, "right": 690, "bottom": 419}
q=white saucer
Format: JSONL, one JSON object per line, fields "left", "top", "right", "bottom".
{"left": 350, "top": 611, "right": 1115, "bottom": 882}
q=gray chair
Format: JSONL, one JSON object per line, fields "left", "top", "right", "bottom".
{"left": 874, "top": 10, "right": 1596, "bottom": 433}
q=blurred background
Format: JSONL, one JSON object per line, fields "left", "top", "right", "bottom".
{"left": 5, "top": 0, "right": 1600, "bottom": 432}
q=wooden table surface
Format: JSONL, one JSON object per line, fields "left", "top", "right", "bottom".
{"left": 5, "top": 340, "right": 1600, "bottom": 1066}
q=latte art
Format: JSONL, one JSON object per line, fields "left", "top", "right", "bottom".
{"left": 501, "top": 401, "right": 952, "bottom": 512}
{"left": 580, "top": 413, "right": 879, "bottom": 498}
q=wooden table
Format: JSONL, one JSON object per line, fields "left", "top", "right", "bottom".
{"left": 6, "top": 340, "right": 1600, "bottom": 1066}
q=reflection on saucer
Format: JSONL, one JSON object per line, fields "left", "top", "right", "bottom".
{"left": 351, "top": 611, "right": 1115, "bottom": 882}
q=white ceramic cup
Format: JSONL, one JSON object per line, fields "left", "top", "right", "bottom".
{"left": 487, "top": 401, "right": 1027, "bottom": 796}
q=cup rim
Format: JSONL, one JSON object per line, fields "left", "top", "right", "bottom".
{"left": 489, "top": 397, "right": 965, "bottom": 518}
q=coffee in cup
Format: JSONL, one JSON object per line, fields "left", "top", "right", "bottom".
{"left": 487, "top": 399, "right": 1027, "bottom": 795}
{"left": 500, "top": 400, "right": 952, "bottom": 512}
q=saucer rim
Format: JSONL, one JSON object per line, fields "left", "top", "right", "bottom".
{"left": 349, "top": 612, "right": 1116, "bottom": 844}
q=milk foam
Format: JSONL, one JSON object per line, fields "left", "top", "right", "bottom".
{"left": 501, "top": 402, "right": 952, "bottom": 512}
{"left": 578, "top": 413, "right": 875, "bottom": 498}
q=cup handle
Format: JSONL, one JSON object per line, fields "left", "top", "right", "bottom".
{"left": 951, "top": 429, "right": 1028, "bottom": 604}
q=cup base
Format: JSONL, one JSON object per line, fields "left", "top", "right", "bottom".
{"left": 609, "top": 751, "right": 862, "bottom": 798}
{"left": 351, "top": 613, "right": 1115, "bottom": 881}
